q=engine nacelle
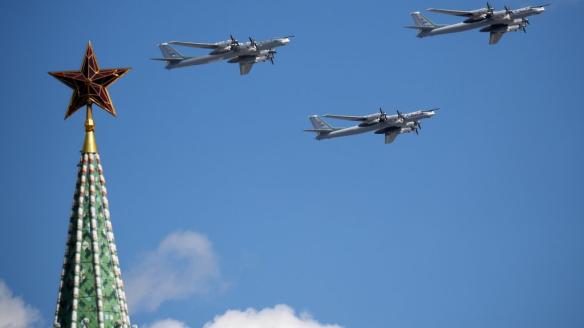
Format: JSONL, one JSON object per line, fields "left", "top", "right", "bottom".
{"left": 254, "top": 55, "right": 270, "bottom": 63}
{"left": 507, "top": 24, "right": 521, "bottom": 32}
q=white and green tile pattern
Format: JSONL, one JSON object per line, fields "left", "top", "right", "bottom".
{"left": 54, "top": 153, "right": 131, "bottom": 328}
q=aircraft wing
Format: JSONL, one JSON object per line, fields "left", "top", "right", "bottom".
{"left": 427, "top": 8, "right": 478, "bottom": 17}
{"left": 384, "top": 132, "right": 399, "bottom": 144}
{"left": 239, "top": 62, "right": 254, "bottom": 75}
{"left": 322, "top": 114, "right": 375, "bottom": 122}
{"left": 489, "top": 31, "right": 506, "bottom": 45}
{"left": 167, "top": 41, "right": 222, "bottom": 49}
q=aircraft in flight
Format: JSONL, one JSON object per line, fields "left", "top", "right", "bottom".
{"left": 406, "top": 3, "right": 549, "bottom": 44}
{"left": 305, "top": 108, "right": 438, "bottom": 144}
{"left": 152, "top": 35, "right": 292, "bottom": 75}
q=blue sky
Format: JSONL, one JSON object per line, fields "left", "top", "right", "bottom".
{"left": 0, "top": 0, "right": 583, "bottom": 327}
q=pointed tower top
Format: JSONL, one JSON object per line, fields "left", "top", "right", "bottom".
{"left": 50, "top": 43, "right": 133, "bottom": 328}
{"left": 49, "top": 42, "right": 130, "bottom": 119}
{"left": 49, "top": 42, "right": 130, "bottom": 153}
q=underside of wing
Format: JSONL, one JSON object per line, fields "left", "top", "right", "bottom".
{"left": 384, "top": 132, "right": 399, "bottom": 144}
{"left": 321, "top": 114, "right": 370, "bottom": 122}
{"left": 239, "top": 62, "right": 254, "bottom": 75}
{"left": 489, "top": 31, "right": 506, "bottom": 45}
{"left": 167, "top": 41, "right": 221, "bottom": 49}
{"left": 427, "top": 8, "right": 475, "bottom": 17}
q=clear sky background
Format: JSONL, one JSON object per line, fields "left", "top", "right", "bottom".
{"left": 0, "top": 0, "right": 583, "bottom": 327}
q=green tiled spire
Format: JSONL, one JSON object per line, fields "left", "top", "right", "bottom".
{"left": 53, "top": 152, "right": 132, "bottom": 328}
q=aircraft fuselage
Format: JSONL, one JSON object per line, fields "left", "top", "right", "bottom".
{"left": 165, "top": 37, "right": 291, "bottom": 69}
{"left": 419, "top": 7, "right": 544, "bottom": 38}
{"left": 316, "top": 110, "right": 436, "bottom": 140}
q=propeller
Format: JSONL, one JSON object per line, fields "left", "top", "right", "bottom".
{"left": 397, "top": 109, "right": 406, "bottom": 122}
{"left": 249, "top": 37, "right": 259, "bottom": 50}
{"left": 412, "top": 121, "right": 422, "bottom": 135}
{"left": 378, "top": 108, "right": 388, "bottom": 122}
{"left": 267, "top": 49, "right": 277, "bottom": 65}
{"left": 229, "top": 34, "right": 240, "bottom": 50}
{"left": 486, "top": 2, "right": 494, "bottom": 17}
{"left": 504, "top": 5, "right": 513, "bottom": 18}
{"left": 518, "top": 18, "right": 529, "bottom": 32}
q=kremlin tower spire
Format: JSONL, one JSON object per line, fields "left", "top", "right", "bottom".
{"left": 49, "top": 42, "right": 132, "bottom": 328}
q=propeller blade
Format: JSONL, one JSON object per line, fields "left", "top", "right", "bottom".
{"left": 229, "top": 35, "right": 240, "bottom": 48}
{"left": 486, "top": 2, "right": 494, "bottom": 15}
{"left": 249, "top": 37, "right": 258, "bottom": 49}
{"left": 397, "top": 110, "right": 405, "bottom": 120}
{"left": 378, "top": 107, "right": 387, "bottom": 121}
{"left": 415, "top": 128, "right": 419, "bottom": 135}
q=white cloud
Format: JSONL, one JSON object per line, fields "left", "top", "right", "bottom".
{"left": 203, "top": 304, "right": 343, "bottom": 328}
{"left": 143, "top": 318, "right": 190, "bottom": 328}
{"left": 126, "top": 231, "right": 221, "bottom": 312}
{"left": 0, "top": 279, "right": 41, "bottom": 328}
{"left": 142, "top": 305, "right": 342, "bottom": 328}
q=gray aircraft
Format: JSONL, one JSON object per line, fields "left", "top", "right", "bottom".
{"left": 305, "top": 108, "right": 438, "bottom": 144}
{"left": 406, "top": 3, "right": 548, "bottom": 44}
{"left": 152, "top": 35, "right": 292, "bottom": 75}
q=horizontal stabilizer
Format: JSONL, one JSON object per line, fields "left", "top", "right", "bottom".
{"left": 304, "top": 128, "right": 333, "bottom": 133}
{"left": 404, "top": 25, "right": 435, "bottom": 30}
{"left": 150, "top": 57, "right": 183, "bottom": 62}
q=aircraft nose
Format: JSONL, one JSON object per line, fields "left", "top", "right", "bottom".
{"left": 281, "top": 37, "right": 291, "bottom": 44}
{"left": 535, "top": 7, "right": 545, "bottom": 14}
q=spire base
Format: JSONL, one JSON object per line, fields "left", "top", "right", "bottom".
{"left": 82, "top": 105, "right": 98, "bottom": 153}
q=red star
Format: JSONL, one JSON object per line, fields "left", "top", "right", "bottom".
{"left": 49, "top": 41, "right": 130, "bottom": 119}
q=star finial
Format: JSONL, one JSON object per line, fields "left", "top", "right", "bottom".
{"left": 49, "top": 41, "right": 130, "bottom": 119}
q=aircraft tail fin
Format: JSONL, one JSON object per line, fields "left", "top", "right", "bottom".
{"left": 304, "top": 116, "right": 336, "bottom": 136}
{"left": 405, "top": 12, "right": 440, "bottom": 32}
{"left": 310, "top": 115, "right": 334, "bottom": 130}
{"left": 154, "top": 43, "right": 185, "bottom": 62}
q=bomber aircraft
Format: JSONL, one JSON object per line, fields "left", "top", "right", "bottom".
{"left": 151, "top": 35, "right": 292, "bottom": 75}
{"left": 406, "top": 3, "right": 549, "bottom": 44}
{"left": 305, "top": 108, "right": 438, "bottom": 144}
